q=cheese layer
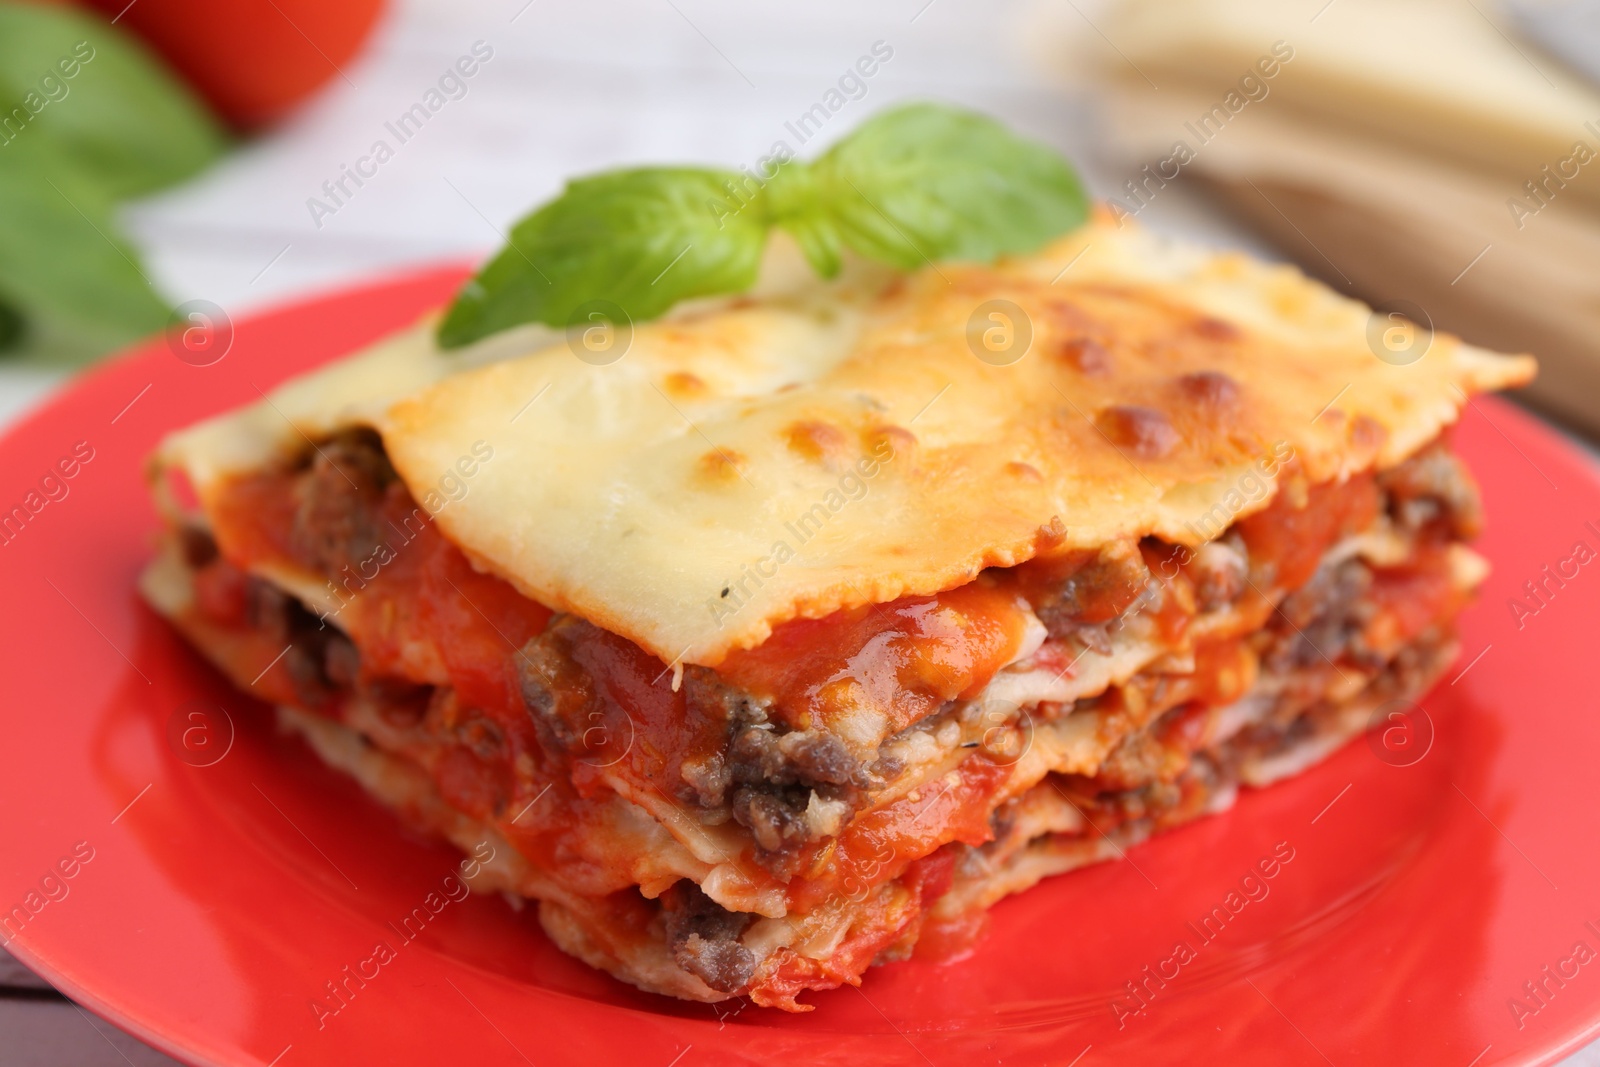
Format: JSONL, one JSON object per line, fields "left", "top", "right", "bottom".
{"left": 153, "top": 215, "right": 1533, "bottom": 666}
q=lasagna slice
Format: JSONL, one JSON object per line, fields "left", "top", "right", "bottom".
{"left": 140, "top": 215, "right": 1533, "bottom": 1010}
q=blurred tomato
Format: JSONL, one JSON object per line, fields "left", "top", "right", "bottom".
{"left": 78, "top": 0, "right": 387, "bottom": 129}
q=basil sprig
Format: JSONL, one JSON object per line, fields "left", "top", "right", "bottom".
{"left": 436, "top": 103, "right": 1087, "bottom": 349}
{"left": 0, "top": 2, "right": 226, "bottom": 363}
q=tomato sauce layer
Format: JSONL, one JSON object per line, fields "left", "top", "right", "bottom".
{"left": 718, "top": 583, "right": 1032, "bottom": 736}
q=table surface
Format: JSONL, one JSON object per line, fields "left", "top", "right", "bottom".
{"left": 2, "top": 0, "right": 1595, "bottom": 1063}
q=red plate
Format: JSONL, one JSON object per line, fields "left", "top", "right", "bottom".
{"left": 2, "top": 269, "right": 1598, "bottom": 1067}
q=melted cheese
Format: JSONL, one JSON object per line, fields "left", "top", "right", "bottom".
{"left": 153, "top": 215, "right": 1533, "bottom": 667}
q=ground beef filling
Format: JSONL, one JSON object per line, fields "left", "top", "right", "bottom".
{"left": 515, "top": 618, "right": 868, "bottom": 865}
{"left": 661, "top": 881, "right": 757, "bottom": 993}
{"left": 1009, "top": 442, "right": 1479, "bottom": 651}
{"left": 979, "top": 620, "right": 1458, "bottom": 874}
{"left": 288, "top": 427, "right": 400, "bottom": 576}
{"left": 190, "top": 435, "right": 1481, "bottom": 876}
{"left": 182, "top": 522, "right": 358, "bottom": 708}
{"left": 992, "top": 444, "right": 1480, "bottom": 807}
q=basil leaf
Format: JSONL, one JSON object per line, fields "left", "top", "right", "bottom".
{"left": 0, "top": 136, "right": 170, "bottom": 360}
{"left": 437, "top": 103, "right": 1089, "bottom": 349}
{"left": 0, "top": 2, "right": 226, "bottom": 362}
{"left": 439, "top": 168, "right": 769, "bottom": 349}
{"left": 810, "top": 103, "right": 1087, "bottom": 271}
{"left": 0, "top": 3, "right": 227, "bottom": 201}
